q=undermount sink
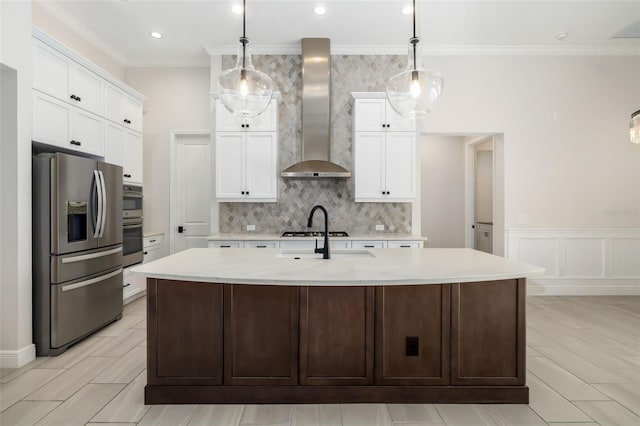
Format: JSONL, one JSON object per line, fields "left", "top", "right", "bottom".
{"left": 277, "top": 249, "right": 375, "bottom": 259}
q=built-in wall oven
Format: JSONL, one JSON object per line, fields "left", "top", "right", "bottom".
{"left": 123, "top": 185, "right": 143, "bottom": 267}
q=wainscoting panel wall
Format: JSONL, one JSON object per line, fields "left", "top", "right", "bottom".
{"left": 506, "top": 229, "right": 640, "bottom": 295}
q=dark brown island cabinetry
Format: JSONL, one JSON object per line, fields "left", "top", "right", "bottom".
{"left": 145, "top": 278, "right": 527, "bottom": 404}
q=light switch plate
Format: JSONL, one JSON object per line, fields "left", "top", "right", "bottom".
{"left": 246, "top": 224, "right": 256, "bottom": 231}
{"left": 375, "top": 224, "right": 385, "bottom": 231}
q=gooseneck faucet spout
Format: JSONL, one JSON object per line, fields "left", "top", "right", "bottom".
{"left": 307, "top": 205, "right": 330, "bottom": 259}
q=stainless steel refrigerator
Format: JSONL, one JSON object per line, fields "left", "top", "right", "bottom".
{"left": 33, "top": 152, "right": 123, "bottom": 356}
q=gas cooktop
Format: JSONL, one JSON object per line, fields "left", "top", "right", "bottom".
{"left": 281, "top": 231, "right": 349, "bottom": 237}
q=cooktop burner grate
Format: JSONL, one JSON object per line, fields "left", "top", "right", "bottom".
{"left": 281, "top": 231, "right": 349, "bottom": 237}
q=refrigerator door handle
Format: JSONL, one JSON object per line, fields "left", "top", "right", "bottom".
{"left": 60, "top": 246, "right": 123, "bottom": 264}
{"left": 98, "top": 170, "right": 107, "bottom": 238}
{"left": 61, "top": 268, "right": 123, "bottom": 292}
{"left": 93, "top": 170, "right": 103, "bottom": 238}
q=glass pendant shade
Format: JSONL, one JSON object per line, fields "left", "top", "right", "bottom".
{"left": 630, "top": 110, "right": 640, "bottom": 144}
{"left": 386, "top": 41, "right": 443, "bottom": 119}
{"left": 217, "top": 40, "right": 274, "bottom": 119}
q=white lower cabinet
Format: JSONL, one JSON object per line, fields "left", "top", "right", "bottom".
{"left": 208, "top": 239, "right": 423, "bottom": 249}
{"left": 387, "top": 241, "right": 423, "bottom": 249}
{"left": 122, "top": 266, "right": 144, "bottom": 302}
{"left": 351, "top": 240, "right": 386, "bottom": 249}
{"left": 143, "top": 235, "right": 164, "bottom": 263}
{"left": 244, "top": 241, "right": 279, "bottom": 249}
{"left": 208, "top": 241, "right": 243, "bottom": 248}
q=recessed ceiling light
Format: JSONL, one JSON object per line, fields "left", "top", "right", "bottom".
{"left": 231, "top": 4, "right": 243, "bottom": 14}
{"left": 149, "top": 31, "right": 163, "bottom": 39}
{"left": 556, "top": 32, "right": 569, "bottom": 40}
{"left": 314, "top": 5, "right": 326, "bottom": 15}
{"left": 401, "top": 5, "right": 413, "bottom": 15}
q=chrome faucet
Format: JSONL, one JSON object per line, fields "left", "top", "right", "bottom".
{"left": 307, "top": 205, "right": 330, "bottom": 259}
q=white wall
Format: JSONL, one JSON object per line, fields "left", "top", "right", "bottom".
{"left": 31, "top": 2, "right": 124, "bottom": 80}
{"left": 421, "top": 136, "right": 466, "bottom": 248}
{"left": 419, "top": 55, "right": 640, "bottom": 230}
{"left": 0, "top": 0, "right": 34, "bottom": 367}
{"left": 124, "top": 67, "right": 213, "bottom": 255}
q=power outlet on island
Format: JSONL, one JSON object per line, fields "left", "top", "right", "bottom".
{"left": 246, "top": 224, "right": 256, "bottom": 231}
{"left": 375, "top": 224, "right": 385, "bottom": 231}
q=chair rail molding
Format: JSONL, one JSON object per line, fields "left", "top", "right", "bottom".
{"left": 506, "top": 228, "right": 640, "bottom": 295}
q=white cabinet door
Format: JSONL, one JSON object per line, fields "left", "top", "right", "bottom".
{"left": 216, "top": 133, "right": 245, "bottom": 199}
{"left": 354, "top": 99, "right": 386, "bottom": 131}
{"left": 247, "top": 99, "right": 277, "bottom": 131}
{"left": 245, "top": 132, "right": 277, "bottom": 200}
{"left": 244, "top": 241, "right": 279, "bottom": 248}
{"left": 124, "top": 96, "right": 143, "bottom": 132}
{"left": 144, "top": 245, "right": 161, "bottom": 263}
{"left": 71, "top": 66, "right": 104, "bottom": 116}
{"left": 33, "top": 40, "right": 70, "bottom": 102}
{"left": 104, "top": 122, "right": 124, "bottom": 167}
{"left": 72, "top": 108, "right": 104, "bottom": 156}
{"left": 384, "top": 132, "right": 416, "bottom": 200}
{"left": 387, "top": 241, "right": 423, "bottom": 248}
{"left": 385, "top": 102, "right": 416, "bottom": 132}
{"left": 123, "top": 130, "right": 143, "bottom": 184}
{"left": 208, "top": 241, "right": 242, "bottom": 248}
{"left": 105, "top": 83, "right": 125, "bottom": 124}
{"left": 32, "top": 91, "right": 71, "bottom": 149}
{"left": 215, "top": 100, "right": 243, "bottom": 131}
{"left": 351, "top": 241, "right": 386, "bottom": 249}
{"left": 354, "top": 132, "right": 385, "bottom": 201}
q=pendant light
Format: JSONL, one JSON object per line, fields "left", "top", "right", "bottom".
{"left": 217, "top": 0, "right": 274, "bottom": 119}
{"left": 630, "top": 110, "right": 640, "bottom": 144}
{"left": 386, "top": 0, "right": 443, "bottom": 119}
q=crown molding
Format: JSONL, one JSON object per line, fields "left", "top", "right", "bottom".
{"left": 124, "top": 56, "right": 211, "bottom": 68}
{"left": 35, "top": 1, "right": 126, "bottom": 65}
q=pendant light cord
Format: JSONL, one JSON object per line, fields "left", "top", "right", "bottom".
{"left": 241, "top": 0, "right": 247, "bottom": 69}
{"left": 412, "top": 0, "right": 417, "bottom": 72}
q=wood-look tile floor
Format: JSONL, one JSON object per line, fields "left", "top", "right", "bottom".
{"left": 1, "top": 296, "right": 639, "bottom": 426}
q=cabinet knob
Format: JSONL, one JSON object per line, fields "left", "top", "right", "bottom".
{"left": 241, "top": 191, "right": 245, "bottom": 195}
{"left": 70, "top": 140, "right": 81, "bottom": 146}
{"left": 124, "top": 119, "right": 131, "bottom": 124}
{"left": 387, "top": 124, "right": 390, "bottom": 128}
{"left": 70, "top": 94, "right": 77, "bottom": 100}
{"left": 246, "top": 124, "right": 250, "bottom": 128}
{"left": 144, "top": 251, "right": 148, "bottom": 255}
{"left": 246, "top": 191, "right": 250, "bottom": 195}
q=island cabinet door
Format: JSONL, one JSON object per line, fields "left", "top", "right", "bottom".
{"left": 299, "top": 286, "right": 375, "bottom": 385}
{"left": 450, "top": 278, "right": 526, "bottom": 386}
{"left": 147, "top": 279, "right": 223, "bottom": 385}
{"left": 223, "top": 284, "right": 298, "bottom": 385}
{"left": 375, "top": 285, "right": 450, "bottom": 385}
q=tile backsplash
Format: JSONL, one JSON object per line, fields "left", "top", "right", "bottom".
{"left": 219, "top": 54, "right": 412, "bottom": 234}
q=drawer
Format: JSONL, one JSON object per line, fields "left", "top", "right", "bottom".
{"left": 244, "top": 241, "right": 279, "bottom": 248}
{"left": 387, "top": 241, "right": 423, "bottom": 249}
{"left": 209, "top": 241, "right": 242, "bottom": 248}
{"left": 351, "top": 241, "right": 386, "bottom": 249}
{"left": 144, "top": 235, "right": 163, "bottom": 248}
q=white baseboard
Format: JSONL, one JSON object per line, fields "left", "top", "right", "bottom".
{"left": 528, "top": 279, "right": 640, "bottom": 296}
{"left": 123, "top": 288, "right": 146, "bottom": 305}
{"left": 0, "top": 344, "right": 36, "bottom": 369}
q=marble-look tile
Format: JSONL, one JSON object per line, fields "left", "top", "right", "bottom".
{"left": 138, "top": 405, "right": 197, "bottom": 426}
{"left": 593, "top": 382, "right": 640, "bottom": 416}
{"left": 290, "top": 405, "right": 342, "bottom": 426}
{"left": 573, "top": 401, "right": 640, "bottom": 426}
{"left": 91, "top": 370, "right": 149, "bottom": 423}
{"left": 340, "top": 404, "right": 392, "bottom": 426}
{"left": 26, "top": 357, "right": 117, "bottom": 401}
{"left": 0, "top": 369, "right": 64, "bottom": 411}
{"left": 386, "top": 404, "right": 442, "bottom": 423}
{"left": 0, "top": 401, "right": 60, "bottom": 426}
{"left": 526, "top": 357, "right": 609, "bottom": 401}
{"left": 188, "top": 405, "right": 244, "bottom": 426}
{"left": 240, "top": 404, "right": 292, "bottom": 425}
{"left": 433, "top": 404, "right": 496, "bottom": 426}
{"left": 35, "top": 383, "right": 124, "bottom": 426}
{"left": 527, "top": 374, "right": 594, "bottom": 423}
{"left": 91, "top": 345, "right": 146, "bottom": 384}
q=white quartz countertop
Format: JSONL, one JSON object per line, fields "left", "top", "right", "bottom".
{"left": 206, "top": 233, "right": 426, "bottom": 241}
{"left": 144, "top": 231, "right": 164, "bottom": 238}
{"left": 131, "top": 248, "right": 544, "bottom": 286}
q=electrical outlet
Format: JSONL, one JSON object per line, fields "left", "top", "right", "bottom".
{"left": 375, "top": 224, "right": 385, "bottom": 231}
{"left": 405, "top": 336, "right": 419, "bottom": 356}
{"left": 246, "top": 224, "right": 256, "bottom": 231}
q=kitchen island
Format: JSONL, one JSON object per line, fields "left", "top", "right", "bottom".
{"left": 132, "top": 248, "right": 543, "bottom": 405}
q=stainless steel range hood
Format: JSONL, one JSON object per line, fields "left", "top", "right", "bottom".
{"left": 281, "top": 38, "right": 351, "bottom": 179}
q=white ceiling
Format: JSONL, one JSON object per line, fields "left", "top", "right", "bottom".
{"left": 41, "top": 0, "right": 640, "bottom": 66}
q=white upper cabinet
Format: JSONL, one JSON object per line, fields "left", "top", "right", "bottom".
{"left": 104, "top": 121, "right": 124, "bottom": 167}
{"left": 123, "top": 130, "right": 143, "bottom": 185}
{"left": 105, "top": 83, "right": 143, "bottom": 132}
{"left": 352, "top": 93, "right": 416, "bottom": 202}
{"left": 353, "top": 98, "right": 416, "bottom": 132}
{"left": 215, "top": 99, "right": 278, "bottom": 132}
{"left": 215, "top": 98, "right": 279, "bottom": 202}
{"left": 33, "top": 39, "right": 104, "bottom": 117}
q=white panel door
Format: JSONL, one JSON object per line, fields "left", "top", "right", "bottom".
{"left": 71, "top": 65, "right": 104, "bottom": 116}
{"left": 354, "top": 132, "right": 385, "bottom": 201}
{"left": 123, "top": 130, "right": 143, "bottom": 184}
{"left": 104, "top": 122, "right": 124, "bottom": 167}
{"left": 72, "top": 108, "right": 104, "bottom": 156}
{"left": 124, "top": 96, "right": 143, "bottom": 132}
{"left": 245, "top": 132, "right": 277, "bottom": 200}
{"left": 104, "top": 83, "right": 125, "bottom": 124}
{"left": 215, "top": 100, "right": 243, "bottom": 131}
{"left": 216, "top": 133, "right": 244, "bottom": 199}
{"left": 175, "top": 134, "right": 212, "bottom": 253}
{"left": 354, "top": 99, "right": 386, "bottom": 131}
{"left": 32, "top": 91, "right": 71, "bottom": 149}
{"left": 384, "top": 132, "right": 416, "bottom": 200}
{"left": 385, "top": 102, "right": 416, "bottom": 132}
{"left": 33, "top": 40, "right": 70, "bottom": 102}
{"left": 247, "top": 99, "right": 277, "bottom": 131}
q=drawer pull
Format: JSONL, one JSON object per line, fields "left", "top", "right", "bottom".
{"left": 400, "top": 245, "right": 411, "bottom": 248}
{"left": 70, "top": 140, "right": 81, "bottom": 146}
{"left": 221, "top": 245, "right": 231, "bottom": 248}
{"left": 149, "top": 239, "right": 156, "bottom": 243}
{"left": 123, "top": 283, "right": 131, "bottom": 288}
{"left": 364, "top": 245, "right": 375, "bottom": 248}
{"left": 256, "top": 245, "right": 267, "bottom": 248}
{"left": 61, "top": 268, "right": 122, "bottom": 292}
